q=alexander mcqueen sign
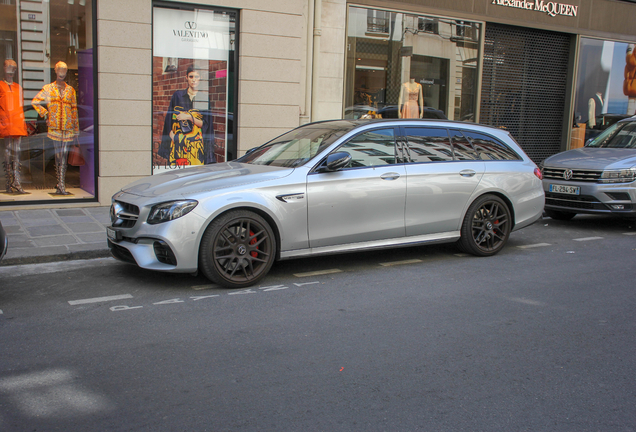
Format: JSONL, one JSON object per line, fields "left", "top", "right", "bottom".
{"left": 491, "top": 0, "right": 578, "bottom": 17}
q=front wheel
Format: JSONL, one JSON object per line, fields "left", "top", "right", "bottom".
{"left": 458, "top": 195, "right": 511, "bottom": 257}
{"left": 199, "top": 210, "right": 276, "bottom": 288}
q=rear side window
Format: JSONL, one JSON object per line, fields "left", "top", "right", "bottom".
{"left": 404, "top": 127, "right": 454, "bottom": 163}
{"left": 462, "top": 131, "right": 521, "bottom": 161}
{"left": 449, "top": 129, "right": 480, "bottom": 160}
{"left": 338, "top": 128, "right": 396, "bottom": 167}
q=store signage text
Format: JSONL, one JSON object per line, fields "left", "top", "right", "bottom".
{"left": 173, "top": 21, "right": 210, "bottom": 42}
{"left": 491, "top": 0, "right": 578, "bottom": 17}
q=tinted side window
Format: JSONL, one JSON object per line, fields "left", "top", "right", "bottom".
{"left": 404, "top": 127, "right": 454, "bottom": 163}
{"left": 462, "top": 131, "right": 521, "bottom": 161}
{"left": 449, "top": 129, "right": 480, "bottom": 160}
{"left": 339, "top": 128, "right": 396, "bottom": 168}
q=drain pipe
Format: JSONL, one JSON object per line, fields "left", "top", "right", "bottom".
{"left": 310, "top": 0, "right": 322, "bottom": 122}
{"left": 302, "top": 0, "right": 315, "bottom": 124}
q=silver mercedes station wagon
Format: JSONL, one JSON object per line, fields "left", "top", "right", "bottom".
{"left": 542, "top": 116, "right": 636, "bottom": 220}
{"left": 108, "top": 119, "right": 544, "bottom": 288}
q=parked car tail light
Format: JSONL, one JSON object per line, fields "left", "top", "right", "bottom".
{"left": 599, "top": 168, "right": 636, "bottom": 184}
{"left": 534, "top": 168, "right": 543, "bottom": 180}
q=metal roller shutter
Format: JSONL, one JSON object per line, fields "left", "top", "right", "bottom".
{"left": 480, "top": 24, "right": 571, "bottom": 163}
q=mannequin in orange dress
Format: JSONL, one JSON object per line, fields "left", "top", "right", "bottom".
{"left": 32, "top": 61, "right": 79, "bottom": 195}
{"left": 398, "top": 78, "right": 424, "bottom": 119}
{"left": 0, "top": 60, "right": 29, "bottom": 194}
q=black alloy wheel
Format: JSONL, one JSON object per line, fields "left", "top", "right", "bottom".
{"left": 458, "top": 194, "right": 511, "bottom": 256}
{"left": 199, "top": 210, "right": 276, "bottom": 288}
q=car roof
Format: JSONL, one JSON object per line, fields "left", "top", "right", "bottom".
{"left": 304, "top": 118, "right": 510, "bottom": 136}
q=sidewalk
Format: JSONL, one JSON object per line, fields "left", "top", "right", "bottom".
{"left": 0, "top": 206, "right": 111, "bottom": 266}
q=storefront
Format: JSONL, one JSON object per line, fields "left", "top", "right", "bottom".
{"left": 1, "top": 0, "right": 635, "bottom": 210}
{"left": 342, "top": 0, "right": 636, "bottom": 163}
{"left": 1, "top": 0, "right": 96, "bottom": 205}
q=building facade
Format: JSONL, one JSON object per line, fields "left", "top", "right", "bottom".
{"left": 0, "top": 0, "right": 635, "bottom": 209}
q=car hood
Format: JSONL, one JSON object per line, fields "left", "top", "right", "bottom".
{"left": 543, "top": 148, "right": 636, "bottom": 170}
{"left": 121, "top": 162, "right": 293, "bottom": 198}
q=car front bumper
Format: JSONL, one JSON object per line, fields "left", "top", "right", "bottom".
{"left": 542, "top": 179, "right": 636, "bottom": 216}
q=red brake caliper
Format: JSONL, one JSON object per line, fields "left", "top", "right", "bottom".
{"left": 249, "top": 231, "right": 258, "bottom": 257}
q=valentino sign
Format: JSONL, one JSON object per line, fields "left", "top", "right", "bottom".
{"left": 491, "top": 0, "right": 578, "bottom": 17}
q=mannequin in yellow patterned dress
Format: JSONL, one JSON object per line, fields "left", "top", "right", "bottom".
{"left": 32, "top": 61, "right": 79, "bottom": 195}
{"left": 398, "top": 78, "right": 424, "bottom": 119}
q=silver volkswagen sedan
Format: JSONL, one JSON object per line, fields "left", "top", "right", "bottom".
{"left": 542, "top": 116, "right": 636, "bottom": 220}
{"left": 108, "top": 119, "right": 544, "bottom": 288}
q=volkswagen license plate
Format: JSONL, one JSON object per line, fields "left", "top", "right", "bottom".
{"left": 549, "top": 184, "right": 580, "bottom": 195}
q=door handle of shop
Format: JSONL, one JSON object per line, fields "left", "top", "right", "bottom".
{"left": 459, "top": 169, "right": 476, "bottom": 178}
{"left": 380, "top": 172, "right": 401, "bottom": 180}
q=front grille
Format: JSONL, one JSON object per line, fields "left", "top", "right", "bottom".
{"left": 111, "top": 201, "right": 140, "bottom": 228}
{"left": 542, "top": 167, "right": 602, "bottom": 182}
{"left": 605, "top": 192, "right": 631, "bottom": 201}
{"left": 545, "top": 192, "right": 605, "bottom": 210}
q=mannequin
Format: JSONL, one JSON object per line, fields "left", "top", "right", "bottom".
{"left": 158, "top": 65, "right": 215, "bottom": 167}
{"left": 0, "top": 59, "right": 29, "bottom": 194}
{"left": 32, "top": 61, "right": 79, "bottom": 195}
{"left": 587, "top": 92, "right": 603, "bottom": 129}
{"left": 624, "top": 44, "right": 636, "bottom": 115}
{"left": 398, "top": 78, "right": 424, "bottom": 119}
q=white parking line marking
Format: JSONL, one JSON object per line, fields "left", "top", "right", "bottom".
{"left": 294, "top": 269, "right": 342, "bottom": 278}
{"left": 517, "top": 243, "right": 551, "bottom": 249}
{"left": 294, "top": 281, "right": 320, "bottom": 287}
{"left": 379, "top": 259, "right": 422, "bottom": 267}
{"left": 574, "top": 237, "right": 604, "bottom": 242}
{"left": 68, "top": 294, "right": 133, "bottom": 306}
{"left": 623, "top": 232, "right": 636, "bottom": 236}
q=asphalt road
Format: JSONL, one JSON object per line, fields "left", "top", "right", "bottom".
{"left": 0, "top": 215, "right": 635, "bottom": 431}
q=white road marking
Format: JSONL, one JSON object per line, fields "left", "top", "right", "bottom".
{"left": 623, "top": 232, "right": 636, "bottom": 236}
{"left": 574, "top": 237, "right": 604, "bottom": 242}
{"left": 153, "top": 299, "right": 184, "bottom": 305}
{"left": 190, "top": 295, "right": 219, "bottom": 301}
{"left": 379, "top": 259, "right": 422, "bottom": 267}
{"left": 110, "top": 305, "right": 142, "bottom": 312}
{"left": 294, "top": 281, "right": 320, "bottom": 287}
{"left": 294, "top": 269, "right": 342, "bottom": 278}
{"left": 454, "top": 253, "right": 469, "bottom": 257}
{"left": 68, "top": 294, "right": 133, "bottom": 305}
{"left": 517, "top": 243, "right": 551, "bottom": 249}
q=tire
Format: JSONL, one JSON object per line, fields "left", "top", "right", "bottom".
{"left": 199, "top": 210, "right": 276, "bottom": 288}
{"left": 544, "top": 209, "right": 576, "bottom": 221}
{"left": 458, "top": 194, "right": 512, "bottom": 257}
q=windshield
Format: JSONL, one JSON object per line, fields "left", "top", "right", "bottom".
{"left": 587, "top": 121, "right": 636, "bottom": 149}
{"left": 238, "top": 123, "right": 356, "bottom": 167}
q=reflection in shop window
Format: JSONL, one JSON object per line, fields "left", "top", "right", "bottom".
{"left": 1, "top": 0, "right": 95, "bottom": 205}
{"left": 345, "top": 6, "right": 481, "bottom": 124}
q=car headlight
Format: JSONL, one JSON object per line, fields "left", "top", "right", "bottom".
{"left": 599, "top": 168, "right": 636, "bottom": 184}
{"left": 147, "top": 200, "right": 198, "bottom": 225}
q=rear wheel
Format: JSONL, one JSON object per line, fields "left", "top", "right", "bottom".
{"left": 458, "top": 194, "right": 511, "bottom": 257}
{"left": 545, "top": 209, "right": 576, "bottom": 221}
{"left": 199, "top": 210, "right": 276, "bottom": 288}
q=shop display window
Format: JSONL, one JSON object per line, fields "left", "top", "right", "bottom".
{"left": 570, "top": 37, "right": 636, "bottom": 149}
{"left": 152, "top": 3, "right": 237, "bottom": 174}
{"left": 345, "top": 7, "right": 481, "bottom": 123}
{"left": 0, "top": 0, "right": 96, "bottom": 204}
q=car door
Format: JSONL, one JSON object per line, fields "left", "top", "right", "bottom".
{"left": 402, "top": 127, "right": 485, "bottom": 236}
{"left": 307, "top": 127, "right": 406, "bottom": 248}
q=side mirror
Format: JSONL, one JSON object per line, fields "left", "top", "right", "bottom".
{"left": 321, "top": 151, "right": 351, "bottom": 172}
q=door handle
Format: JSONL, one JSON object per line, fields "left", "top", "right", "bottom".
{"left": 459, "top": 169, "right": 476, "bottom": 178}
{"left": 380, "top": 172, "right": 401, "bottom": 180}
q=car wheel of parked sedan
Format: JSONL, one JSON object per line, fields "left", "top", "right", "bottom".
{"left": 544, "top": 209, "right": 576, "bottom": 221}
{"left": 199, "top": 210, "right": 276, "bottom": 288}
{"left": 458, "top": 194, "right": 511, "bottom": 257}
